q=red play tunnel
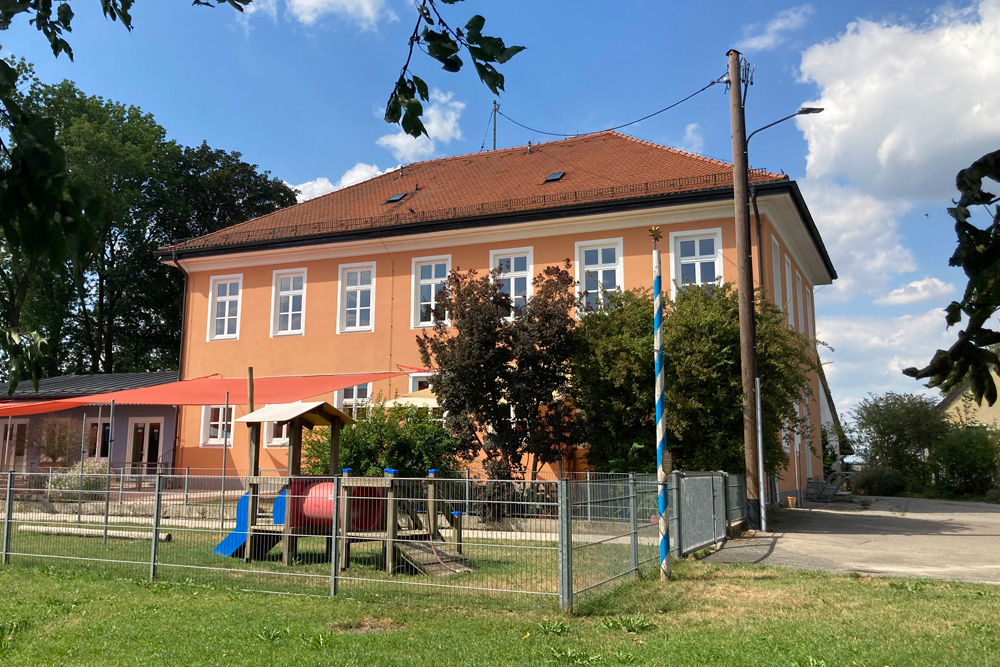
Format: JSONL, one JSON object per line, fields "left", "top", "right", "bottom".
{"left": 287, "top": 480, "right": 387, "bottom": 532}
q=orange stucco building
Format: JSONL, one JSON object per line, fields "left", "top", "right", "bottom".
{"left": 160, "top": 131, "right": 836, "bottom": 497}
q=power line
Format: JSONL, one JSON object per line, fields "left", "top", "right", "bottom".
{"left": 496, "top": 75, "right": 726, "bottom": 139}
{"left": 479, "top": 104, "right": 494, "bottom": 152}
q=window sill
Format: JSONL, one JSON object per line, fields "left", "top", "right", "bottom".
{"left": 271, "top": 330, "right": 304, "bottom": 338}
{"left": 338, "top": 327, "right": 374, "bottom": 334}
{"left": 200, "top": 442, "right": 233, "bottom": 448}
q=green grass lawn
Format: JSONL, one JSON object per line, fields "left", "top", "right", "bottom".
{"left": 1, "top": 560, "right": 998, "bottom": 666}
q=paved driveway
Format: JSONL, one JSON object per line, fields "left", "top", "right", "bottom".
{"left": 704, "top": 495, "right": 1000, "bottom": 583}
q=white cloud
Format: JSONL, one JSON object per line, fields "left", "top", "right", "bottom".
{"left": 798, "top": 0, "right": 1000, "bottom": 201}
{"left": 875, "top": 277, "right": 955, "bottom": 306}
{"left": 287, "top": 0, "right": 388, "bottom": 27}
{"left": 244, "top": 0, "right": 278, "bottom": 20}
{"left": 287, "top": 177, "right": 336, "bottom": 202}
{"left": 678, "top": 123, "right": 704, "bottom": 155}
{"left": 286, "top": 162, "right": 390, "bottom": 202}
{"left": 818, "top": 308, "right": 952, "bottom": 416}
{"left": 376, "top": 89, "right": 465, "bottom": 163}
{"left": 737, "top": 5, "right": 814, "bottom": 51}
{"left": 800, "top": 181, "right": 915, "bottom": 301}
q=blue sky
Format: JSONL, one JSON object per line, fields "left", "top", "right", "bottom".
{"left": 4, "top": 0, "right": 1000, "bottom": 420}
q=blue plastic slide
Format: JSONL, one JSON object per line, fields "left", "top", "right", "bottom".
{"left": 212, "top": 489, "right": 286, "bottom": 558}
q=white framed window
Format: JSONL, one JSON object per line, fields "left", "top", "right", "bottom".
{"left": 337, "top": 383, "right": 372, "bottom": 418}
{"left": 264, "top": 421, "right": 289, "bottom": 448}
{"left": 805, "top": 288, "right": 814, "bottom": 341}
{"left": 668, "top": 229, "right": 721, "bottom": 297}
{"left": 796, "top": 272, "right": 805, "bottom": 334}
{"left": 208, "top": 275, "right": 242, "bottom": 341}
{"left": 338, "top": 262, "right": 376, "bottom": 333}
{"left": 490, "top": 247, "right": 533, "bottom": 315}
{"left": 85, "top": 417, "right": 112, "bottom": 459}
{"left": 201, "top": 405, "right": 234, "bottom": 447}
{"left": 802, "top": 390, "right": 812, "bottom": 479}
{"left": 784, "top": 256, "right": 795, "bottom": 329}
{"left": 410, "top": 373, "right": 434, "bottom": 393}
{"left": 575, "top": 237, "right": 623, "bottom": 310}
{"left": 412, "top": 256, "right": 450, "bottom": 327}
{"left": 770, "top": 237, "right": 782, "bottom": 307}
{"left": 271, "top": 269, "right": 306, "bottom": 336}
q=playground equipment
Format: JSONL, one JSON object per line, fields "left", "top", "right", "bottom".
{"left": 215, "top": 401, "right": 473, "bottom": 576}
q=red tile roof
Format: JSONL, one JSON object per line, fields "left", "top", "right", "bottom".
{"left": 165, "top": 131, "right": 785, "bottom": 253}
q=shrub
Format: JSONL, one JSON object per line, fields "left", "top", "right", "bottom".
{"left": 929, "top": 426, "right": 1000, "bottom": 497}
{"left": 852, "top": 467, "right": 907, "bottom": 497}
{"left": 984, "top": 489, "right": 1000, "bottom": 504}
{"left": 48, "top": 461, "right": 108, "bottom": 501}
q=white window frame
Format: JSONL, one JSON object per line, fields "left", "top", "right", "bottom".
{"left": 264, "top": 420, "right": 289, "bottom": 448}
{"left": 409, "top": 373, "right": 434, "bottom": 393}
{"left": 770, "top": 237, "right": 782, "bottom": 307}
{"left": 412, "top": 255, "right": 451, "bottom": 328}
{"left": 668, "top": 228, "right": 722, "bottom": 298}
{"left": 805, "top": 287, "right": 814, "bottom": 341}
{"left": 489, "top": 247, "right": 534, "bottom": 317}
{"left": 337, "top": 261, "right": 376, "bottom": 333}
{"left": 336, "top": 383, "right": 372, "bottom": 418}
{"left": 270, "top": 268, "right": 307, "bottom": 337}
{"left": 575, "top": 237, "right": 624, "bottom": 309}
{"left": 200, "top": 405, "right": 235, "bottom": 447}
{"left": 796, "top": 272, "right": 805, "bottom": 334}
{"left": 207, "top": 274, "right": 243, "bottom": 341}
{"left": 84, "top": 417, "right": 112, "bottom": 460}
{"left": 785, "top": 256, "right": 795, "bottom": 329}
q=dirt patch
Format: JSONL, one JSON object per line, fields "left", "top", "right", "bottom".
{"left": 331, "top": 617, "right": 403, "bottom": 634}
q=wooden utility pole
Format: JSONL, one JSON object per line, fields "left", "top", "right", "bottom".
{"left": 727, "top": 49, "right": 762, "bottom": 528}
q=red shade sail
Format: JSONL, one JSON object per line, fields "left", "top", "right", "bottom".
{"left": 0, "top": 372, "right": 406, "bottom": 418}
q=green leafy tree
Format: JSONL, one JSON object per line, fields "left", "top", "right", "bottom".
{"left": 905, "top": 149, "right": 1000, "bottom": 405}
{"left": 569, "top": 289, "right": 656, "bottom": 472}
{"left": 658, "top": 283, "right": 816, "bottom": 475}
{"left": 301, "top": 400, "right": 471, "bottom": 477}
{"left": 929, "top": 426, "right": 999, "bottom": 498}
{"left": 849, "top": 392, "right": 951, "bottom": 490}
{"left": 417, "top": 264, "right": 581, "bottom": 480}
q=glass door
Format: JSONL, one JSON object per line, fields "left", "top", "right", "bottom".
{"left": 2, "top": 420, "right": 29, "bottom": 472}
{"left": 128, "top": 418, "right": 162, "bottom": 474}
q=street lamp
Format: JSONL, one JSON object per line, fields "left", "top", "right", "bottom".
{"left": 745, "top": 106, "right": 824, "bottom": 531}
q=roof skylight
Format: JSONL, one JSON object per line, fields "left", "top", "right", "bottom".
{"left": 544, "top": 172, "right": 565, "bottom": 183}
{"left": 386, "top": 193, "right": 407, "bottom": 203}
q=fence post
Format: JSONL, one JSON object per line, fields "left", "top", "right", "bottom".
{"left": 329, "top": 475, "right": 342, "bottom": 597}
{"left": 384, "top": 469, "right": 397, "bottom": 573}
{"left": 669, "top": 471, "right": 681, "bottom": 558}
{"left": 118, "top": 468, "right": 124, "bottom": 504}
{"left": 149, "top": 474, "right": 163, "bottom": 582}
{"left": 723, "top": 472, "right": 731, "bottom": 535}
{"left": 183, "top": 467, "right": 190, "bottom": 506}
{"left": 628, "top": 472, "right": 638, "bottom": 579}
{"left": 464, "top": 469, "right": 471, "bottom": 515}
{"left": 451, "top": 511, "right": 463, "bottom": 554}
{"left": 585, "top": 471, "right": 592, "bottom": 522}
{"left": 427, "top": 469, "right": 438, "bottom": 538}
{"left": 2, "top": 471, "right": 14, "bottom": 565}
{"left": 557, "top": 479, "right": 573, "bottom": 613}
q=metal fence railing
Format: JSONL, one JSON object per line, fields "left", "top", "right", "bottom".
{"left": 0, "top": 469, "right": 746, "bottom": 611}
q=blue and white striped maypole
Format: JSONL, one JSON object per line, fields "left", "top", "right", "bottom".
{"left": 650, "top": 227, "right": 670, "bottom": 581}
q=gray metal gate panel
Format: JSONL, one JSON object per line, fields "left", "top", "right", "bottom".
{"left": 677, "top": 473, "right": 726, "bottom": 555}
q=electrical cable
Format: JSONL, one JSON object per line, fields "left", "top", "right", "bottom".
{"left": 496, "top": 75, "right": 726, "bottom": 139}
{"left": 479, "top": 105, "right": 494, "bottom": 151}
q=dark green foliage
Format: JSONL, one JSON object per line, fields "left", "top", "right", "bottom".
{"left": 569, "top": 289, "right": 655, "bottom": 472}
{"left": 388, "top": 1, "right": 524, "bottom": 137}
{"left": 904, "top": 149, "right": 1000, "bottom": 405}
{"left": 417, "top": 264, "right": 581, "bottom": 479}
{"left": 929, "top": 426, "right": 1000, "bottom": 498}
{"left": 8, "top": 69, "right": 295, "bottom": 375}
{"left": 852, "top": 467, "right": 907, "bottom": 497}
{"left": 659, "top": 284, "right": 815, "bottom": 475}
{"left": 301, "top": 401, "right": 470, "bottom": 477}
{"left": 849, "top": 392, "right": 951, "bottom": 491}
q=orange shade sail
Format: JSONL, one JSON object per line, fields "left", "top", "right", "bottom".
{"left": 0, "top": 372, "right": 406, "bottom": 418}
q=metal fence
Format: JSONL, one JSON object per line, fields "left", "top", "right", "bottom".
{"left": 0, "top": 469, "right": 744, "bottom": 612}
